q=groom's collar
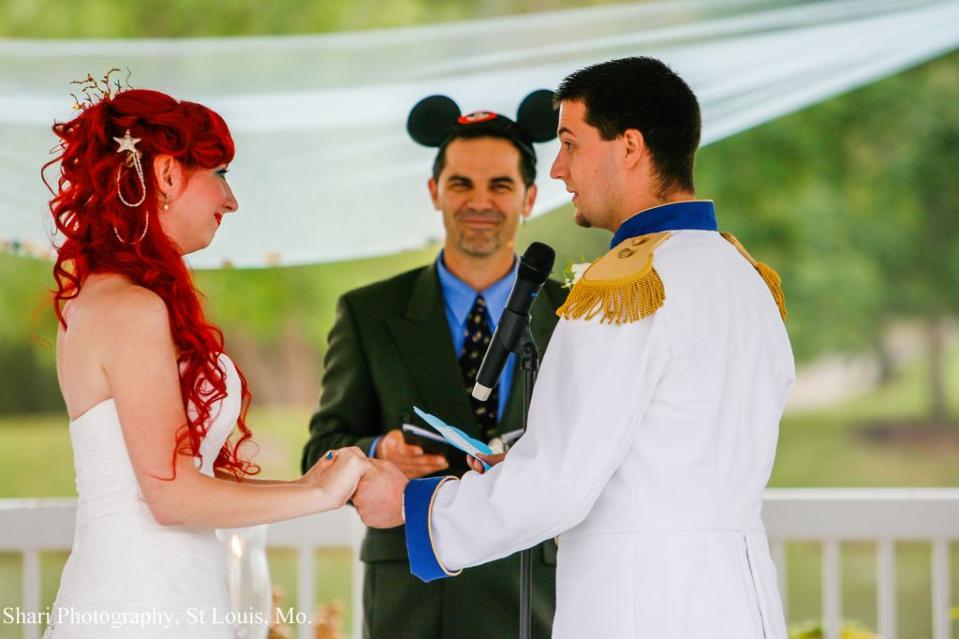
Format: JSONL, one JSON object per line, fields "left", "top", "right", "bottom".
{"left": 610, "top": 200, "right": 717, "bottom": 248}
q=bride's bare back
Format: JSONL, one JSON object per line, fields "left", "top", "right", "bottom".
{"left": 57, "top": 273, "right": 154, "bottom": 420}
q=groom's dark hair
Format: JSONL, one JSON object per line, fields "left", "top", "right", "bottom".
{"left": 555, "top": 57, "right": 701, "bottom": 194}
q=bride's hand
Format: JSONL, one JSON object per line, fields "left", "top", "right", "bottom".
{"left": 302, "top": 447, "right": 372, "bottom": 510}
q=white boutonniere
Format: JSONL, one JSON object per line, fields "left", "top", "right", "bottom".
{"left": 562, "top": 260, "right": 590, "bottom": 289}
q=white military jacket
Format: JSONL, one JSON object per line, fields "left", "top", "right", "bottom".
{"left": 404, "top": 201, "right": 795, "bottom": 639}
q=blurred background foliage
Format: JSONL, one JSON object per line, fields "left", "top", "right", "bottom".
{"left": 2, "top": 0, "right": 621, "bottom": 38}
{"left": 2, "top": 2, "right": 959, "bottom": 636}
{"left": 3, "top": 43, "right": 957, "bottom": 413}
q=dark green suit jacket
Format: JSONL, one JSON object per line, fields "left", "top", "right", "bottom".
{"left": 302, "top": 262, "right": 566, "bottom": 639}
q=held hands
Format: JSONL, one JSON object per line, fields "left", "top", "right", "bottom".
{"left": 301, "top": 446, "right": 372, "bottom": 510}
{"left": 376, "top": 429, "right": 448, "bottom": 478}
{"left": 349, "top": 450, "right": 505, "bottom": 529}
{"left": 353, "top": 459, "right": 409, "bottom": 529}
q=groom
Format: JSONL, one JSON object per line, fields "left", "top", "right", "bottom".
{"left": 354, "top": 57, "right": 795, "bottom": 639}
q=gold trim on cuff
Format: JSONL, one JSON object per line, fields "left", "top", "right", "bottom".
{"left": 427, "top": 476, "right": 463, "bottom": 577}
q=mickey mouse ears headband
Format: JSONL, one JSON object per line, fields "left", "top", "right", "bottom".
{"left": 407, "top": 89, "right": 558, "bottom": 159}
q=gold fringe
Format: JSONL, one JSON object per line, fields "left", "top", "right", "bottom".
{"left": 556, "top": 261, "right": 665, "bottom": 324}
{"left": 755, "top": 261, "right": 787, "bottom": 321}
{"left": 720, "top": 232, "right": 788, "bottom": 321}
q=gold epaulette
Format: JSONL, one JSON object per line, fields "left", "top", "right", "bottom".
{"left": 556, "top": 231, "right": 672, "bottom": 324}
{"left": 720, "top": 232, "right": 787, "bottom": 321}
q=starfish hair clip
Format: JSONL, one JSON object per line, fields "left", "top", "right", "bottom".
{"left": 113, "top": 129, "right": 147, "bottom": 209}
{"left": 114, "top": 129, "right": 141, "bottom": 159}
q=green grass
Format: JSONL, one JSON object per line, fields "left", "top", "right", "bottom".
{"left": 2, "top": 349, "right": 959, "bottom": 638}
{"left": 771, "top": 349, "right": 959, "bottom": 489}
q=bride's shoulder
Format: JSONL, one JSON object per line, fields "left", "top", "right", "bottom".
{"left": 58, "top": 279, "right": 174, "bottom": 389}
{"left": 114, "top": 288, "right": 169, "bottom": 330}
{"left": 84, "top": 278, "right": 170, "bottom": 334}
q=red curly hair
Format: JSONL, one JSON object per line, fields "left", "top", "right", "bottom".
{"left": 46, "top": 88, "right": 258, "bottom": 478}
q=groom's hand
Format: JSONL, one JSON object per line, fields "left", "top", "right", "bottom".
{"left": 467, "top": 452, "right": 506, "bottom": 474}
{"left": 376, "top": 429, "right": 449, "bottom": 478}
{"left": 353, "top": 459, "right": 408, "bottom": 529}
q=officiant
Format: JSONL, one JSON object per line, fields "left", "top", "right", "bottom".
{"left": 301, "top": 91, "right": 567, "bottom": 639}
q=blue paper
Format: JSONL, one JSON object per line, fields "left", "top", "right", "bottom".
{"left": 413, "top": 406, "right": 493, "bottom": 470}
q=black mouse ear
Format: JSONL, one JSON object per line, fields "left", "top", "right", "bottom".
{"left": 407, "top": 95, "right": 462, "bottom": 147}
{"left": 516, "top": 89, "right": 558, "bottom": 143}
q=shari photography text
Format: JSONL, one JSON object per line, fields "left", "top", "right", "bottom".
{"left": 3, "top": 606, "right": 313, "bottom": 629}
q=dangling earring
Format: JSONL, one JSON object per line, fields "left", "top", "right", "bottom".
{"left": 112, "top": 129, "right": 149, "bottom": 244}
{"left": 163, "top": 194, "right": 170, "bottom": 212}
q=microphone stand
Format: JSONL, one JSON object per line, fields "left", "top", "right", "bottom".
{"left": 513, "top": 325, "right": 539, "bottom": 639}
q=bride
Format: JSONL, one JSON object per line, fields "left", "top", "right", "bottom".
{"left": 43, "top": 84, "right": 371, "bottom": 637}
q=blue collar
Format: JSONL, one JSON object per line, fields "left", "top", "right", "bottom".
{"left": 610, "top": 200, "right": 718, "bottom": 248}
{"left": 436, "top": 251, "right": 517, "bottom": 328}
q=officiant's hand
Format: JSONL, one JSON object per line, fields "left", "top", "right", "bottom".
{"left": 376, "top": 429, "right": 449, "bottom": 478}
{"left": 467, "top": 452, "right": 506, "bottom": 475}
{"left": 353, "top": 459, "right": 408, "bottom": 529}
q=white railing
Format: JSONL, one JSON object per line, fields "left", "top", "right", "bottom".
{"left": 764, "top": 488, "right": 959, "bottom": 639}
{"left": 2, "top": 489, "right": 957, "bottom": 639}
{"left": 0, "top": 499, "right": 365, "bottom": 639}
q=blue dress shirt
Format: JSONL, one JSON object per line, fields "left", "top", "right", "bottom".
{"left": 369, "top": 253, "right": 517, "bottom": 458}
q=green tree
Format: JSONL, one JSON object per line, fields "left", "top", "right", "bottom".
{"left": 838, "top": 56, "right": 959, "bottom": 424}
{"left": 699, "top": 49, "right": 959, "bottom": 426}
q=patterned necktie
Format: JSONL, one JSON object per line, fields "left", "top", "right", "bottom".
{"left": 459, "top": 294, "right": 499, "bottom": 440}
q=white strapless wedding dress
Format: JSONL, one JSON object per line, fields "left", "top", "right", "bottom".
{"left": 45, "top": 354, "right": 242, "bottom": 638}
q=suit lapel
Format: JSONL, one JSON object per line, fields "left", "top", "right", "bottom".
{"left": 387, "top": 264, "right": 479, "bottom": 435}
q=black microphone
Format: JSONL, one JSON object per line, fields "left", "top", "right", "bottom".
{"left": 472, "top": 242, "right": 556, "bottom": 402}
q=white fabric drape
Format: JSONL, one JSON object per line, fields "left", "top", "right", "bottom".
{"left": 1, "top": 0, "right": 957, "bottom": 267}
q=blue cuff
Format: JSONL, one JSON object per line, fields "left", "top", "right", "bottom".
{"left": 368, "top": 436, "right": 382, "bottom": 459}
{"left": 405, "top": 476, "right": 462, "bottom": 583}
